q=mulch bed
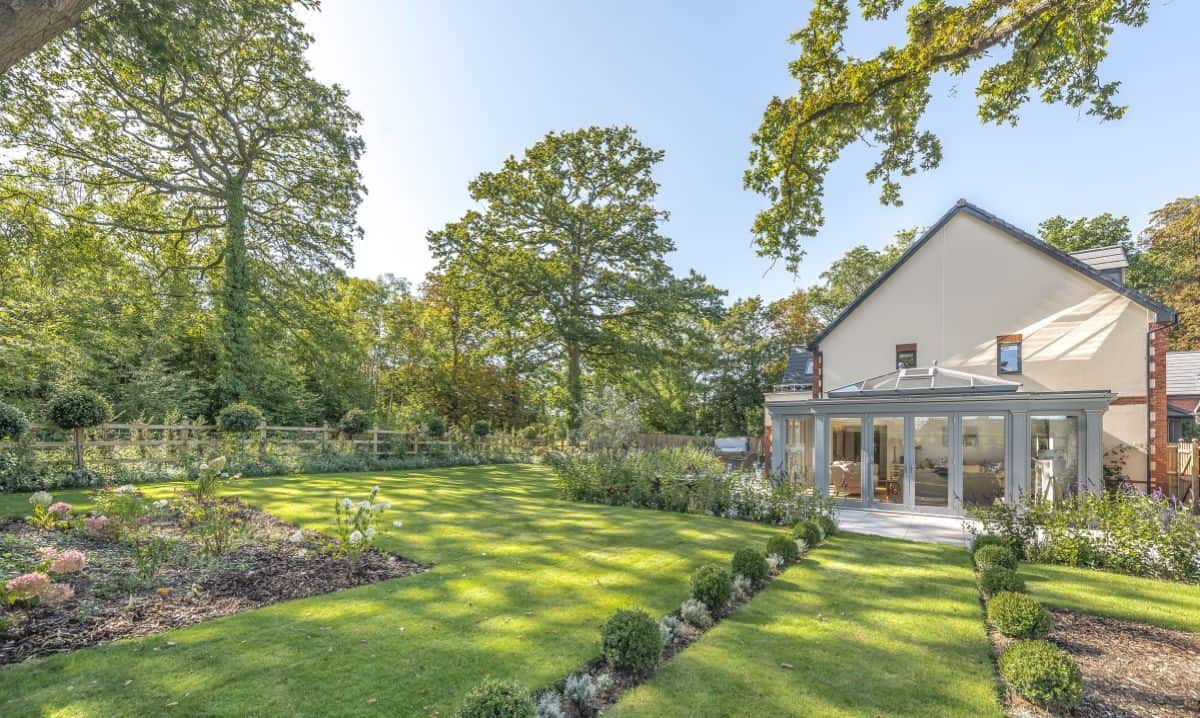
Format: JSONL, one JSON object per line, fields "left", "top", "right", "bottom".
{"left": 993, "top": 609, "right": 1200, "bottom": 718}
{"left": 0, "top": 501, "right": 425, "bottom": 665}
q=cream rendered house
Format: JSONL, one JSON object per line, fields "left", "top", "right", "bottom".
{"left": 765, "top": 200, "right": 1176, "bottom": 516}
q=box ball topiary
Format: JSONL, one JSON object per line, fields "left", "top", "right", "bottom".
{"left": 793, "top": 519, "right": 822, "bottom": 548}
{"left": 601, "top": 609, "right": 663, "bottom": 674}
{"left": 217, "top": 402, "right": 263, "bottom": 434}
{"left": 731, "top": 546, "right": 769, "bottom": 583}
{"left": 46, "top": 388, "right": 111, "bottom": 430}
{"left": 970, "top": 534, "right": 1007, "bottom": 555}
{"left": 472, "top": 419, "right": 492, "bottom": 438}
{"left": 0, "top": 401, "right": 30, "bottom": 440}
{"left": 974, "top": 544, "right": 1018, "bottom": 571}
{"left": 427, "top": 416, "right": 448, "bottom": 438}
{"left": 988, "top": 591, "right": 1054, "bottom": 639}
{"left": 766, "top": 533, "right": 800, "bottom": 563}
{"left": 454, "top": 677, "right": 535, "bottom": 718}
{"left": 690, "top": 563, "right": 733, "bottom": 611}
{"left": 978, "top": 566, "right": 1025, "bottom": 598}
{"left": 998, "top": 640, "right": 1083, "bottom": 712}
{"left": 815, "top": 514, "right": 837, "bottom": 537}
{"left": 338, "top": 408, "right": 372, "bottom": 438}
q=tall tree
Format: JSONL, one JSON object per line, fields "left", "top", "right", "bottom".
{"left": 429, "top": 126, "right": 720, "bottom": 441}
{"left": 1139, "top": 197, "right": 1200, "bottom": 350}
{"left": 1038, "top": 212, "right": 1165, "bottom": 291}
{"left": 0, "top": 0, "right": 94, "bottom": 75}
{"left": 805, "top": 227, "right": 916, "bottom": 324}
{"left": 0, "top": 0, "right": 364, "bottom": 406}
{"left": 746, "top": 0, "right": 1153, "bottom": 270}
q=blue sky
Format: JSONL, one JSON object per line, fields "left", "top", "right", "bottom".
{"left": 301, "top": 1, "right": 1200, "bottom": 303}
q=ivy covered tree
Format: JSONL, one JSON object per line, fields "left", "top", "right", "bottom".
{"left": 746, "top": 0, "right": 1154, "bottom": 270}
{"left": 0, "top": 0, "right": 364, "bottom": 406}
{"left": 429, "top": 126, "right": 721, "bottom": 442}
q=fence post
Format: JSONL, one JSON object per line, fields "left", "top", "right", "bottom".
{"left": 372, "top": 428, "right": 379, "bottom": 458}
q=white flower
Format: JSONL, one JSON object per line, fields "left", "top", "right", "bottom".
{"left": 198, "top": 463, "right": 209, "bottom": 472}
{"left": 288, "top": 530, "right": 304, "bottom": 543}
{"left": 29, "top": 491, "right": 53, "bottom": 508}
{"left": 153, "top": 499, "right": 169, "bottom": 509}
{"left": 373, "top": 501, "right": 392, "bottom": 511}
{"left": 364, "top": 527, "right": 377, "bottom": 538}
{"left": 348, "top": 530, "right": 363, "bottom": 544}
{"left": 340, "top": 498, "right": 353, "bottom": 509}
{"left": 116, "top": 484, "right": 136, "bottom": 494}
{"left": 392, "top": 520, "right": 404, "bottom": 529}
{"left": 371, "top": 485, "right": 380, "bottom": 493}
{"left": 297, "top": 548, "right": 308, "bottom": 557}
{"left": 358, "top": 500, "right": 372, "bottom": 511}
{"left": 207, "top": 456, "right": 226, "bottom": 473}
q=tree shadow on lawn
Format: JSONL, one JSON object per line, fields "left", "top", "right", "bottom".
{"left": 608, "top": 534, "right": 1003, "bottom": 718}
{"left": 0, "top": 464, "right": 782, "bottom": 717}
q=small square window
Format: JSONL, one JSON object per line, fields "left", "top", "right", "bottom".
{"left": 896, "top": 349, "right": 917, "bottom": 369}
{"left": 998, "top": 341, "right": 1022, "bottom": 374}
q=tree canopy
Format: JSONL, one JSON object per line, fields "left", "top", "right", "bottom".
{"left": 429, "top": 126, "right": 723, "bottom": 441}
{"left": 746, "top": 0, "right": 1152, "bottom": 270}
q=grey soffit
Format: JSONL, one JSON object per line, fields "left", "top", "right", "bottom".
{"left": 1166, "top": 351, "right": 1200, "bottom": 395}
{"left": 807, "top": 200, "right": 1177, "bottom": 350}
{"left": 827, "top": 365, "right": 1021, "bottom": 397}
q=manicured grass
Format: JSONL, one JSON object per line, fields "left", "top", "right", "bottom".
{"left": 1, "top": 465, "right": 778, "bottom": 717}
{"left": 1024, "top": 563, "right": 1200, "bottom": 633}
{"left": 608, "top": 534, "right": 1004, "bottom": 718}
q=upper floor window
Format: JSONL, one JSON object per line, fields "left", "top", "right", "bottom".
{"left": 896, "top": 344, "right": 917, "bottom": 369}
{"left": 997, "top": 335, "right": 1022, "bottom": 374}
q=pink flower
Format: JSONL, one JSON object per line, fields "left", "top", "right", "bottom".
{"left": 49, "top": 549, "right": 87, "bottom": 574}
{"left": 85, "top": 516, "right": 117, "bottom": 539}
{"left": 48, "top": 502, "right": 73, "bottom": 518}
{"left": 41, "top": 583, "right": 75, "bottom": 605}
{"left": 5, "top": 572, "right": 52, "bottom": 602}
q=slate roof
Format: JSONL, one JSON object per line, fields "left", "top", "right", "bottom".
{"left": 808, "top": 200, "right": 1177, "bottom": 349}
{"left": 1068, "top": 245, "right": 1129, "bottom": 271}
{"left": 1167, "top": 351, "right": 1200, "bottom": 396}
{"left": 779, "top": 347, "right": 813, "bottom": 388}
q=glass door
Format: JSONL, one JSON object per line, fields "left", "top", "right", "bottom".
{"left": 912, "top": 416, "right": 950, "bottom": 509}
{"left": 870, "top": 417, "right": 905, "bottom": 506}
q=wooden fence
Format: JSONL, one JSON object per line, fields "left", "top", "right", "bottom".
{"left": 0, "top": 421, "right": 526, "bottom": 469}
{"left": 1167, "top": 441, "right": 1198, "bottom": 503}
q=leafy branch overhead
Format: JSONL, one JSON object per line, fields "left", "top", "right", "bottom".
{"left": 745, "top": 0, "right": 1151, "bottom": 271}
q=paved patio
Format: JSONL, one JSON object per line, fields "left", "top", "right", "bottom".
{"left": 837, "top": 507, "right": 979, "bottom": 546}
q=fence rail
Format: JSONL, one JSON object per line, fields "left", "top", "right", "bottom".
{"left": 0, "top": 421, "right": 525, "bottom": 468}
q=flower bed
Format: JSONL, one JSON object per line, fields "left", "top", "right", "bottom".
{"left": 1, "top": 477, "right": 424, "bottom": 664}
{"left": 989, "top": 610, "right": 1199, "bottom": 717}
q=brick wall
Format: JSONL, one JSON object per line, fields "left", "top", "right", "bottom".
{"left": 811, "top": 350, "right": 822, "bottom": 398}
{"left": 1149, "top": 321, "right": 1170, "bottom": 493}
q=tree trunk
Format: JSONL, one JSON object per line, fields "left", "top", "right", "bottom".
{"left": 566, "top": 340, "right": 582, "bottom": 446}
{"left": 72, "top": 427, "right": 84, "bottom": 470}
{"left": 0, "top": 0, "right": 95, "bottom": 75}
{"left": 219, "top": 179, "right": 254, "bottom": 405}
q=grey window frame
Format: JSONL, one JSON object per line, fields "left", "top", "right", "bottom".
{"left": 997, "top": 340, "right": 1022, "bottom": 375}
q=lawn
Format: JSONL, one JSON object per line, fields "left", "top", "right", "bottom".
{"left": 608, "top": 533, "right": 1004, "bottom": 718}
{"left": 1024, "top": 562, "right": 1200, "bottom": 633}
{"left": 1, "top": 464, "right": 778, "bottom": 717}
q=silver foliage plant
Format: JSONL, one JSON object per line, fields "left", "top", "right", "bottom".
{"left": 658, "top": 614, "right": 684, "bottom": 643}
{"left": 563, "top": 673, "right": 598, "bottom": 712}
{"left": 731, "top": 573, "right": 753, "bottom": 601}
{"left": 679, "top": 597, "right": 713, "bottom": 629}
{"left": 535, "top": 692, "right": 566, "bottom": 718}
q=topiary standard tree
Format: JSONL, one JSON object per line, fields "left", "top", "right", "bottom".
{"left": 217, "top": 402, "right": 264, "bottom": 460}
{"left": 426, "top": 416, "right": 447, "bottom": 439}
{"left": 0, "top": 401, "right": 31, "bottom": 442}
{"left": 338, "top": 408, "right": 372, "bottom": 439}
{"left": 47, "top": 387, "right": 111, "bottom": 469}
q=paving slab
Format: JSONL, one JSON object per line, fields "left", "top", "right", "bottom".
{"left": 836, "top": 507, "right": 979, "bottom": 546}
